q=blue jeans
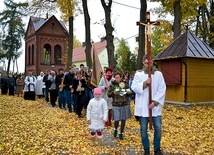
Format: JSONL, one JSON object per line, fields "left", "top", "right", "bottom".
{"left": 58, "top": 90, "right": 66, "bottom": 108}
{"left": 45, "top": 87, "right": 49, "bottom": 102}
{"left": 66, "top": 89, "right": 74, "bottom": 111}
{"left": 139, "top": 116, "right": 162, "bottom": 151}
{"left": 88, "top": 89, "right": 94, "bottom": 100}
{"left": 84, "top": 88, "right": 94, "bottom": 109}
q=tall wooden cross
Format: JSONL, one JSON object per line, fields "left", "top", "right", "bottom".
{"left": 137, "top": 12, "right": 160, "bottom": 130}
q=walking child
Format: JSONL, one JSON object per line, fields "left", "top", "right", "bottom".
{"left": 86, "top": 88, "right": 108, "bottom": 147}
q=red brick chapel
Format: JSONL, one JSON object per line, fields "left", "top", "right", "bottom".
{"left": 25, "top": 15, "right": 68, "bottom": 75}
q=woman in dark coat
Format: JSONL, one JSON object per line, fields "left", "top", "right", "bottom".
{"left": 7, "top": 74, "right": 15, "bottom": 96}
{"left": 73, "top": 71, "right": 86, "bottom": 118}
{"left": 0, "top": 74, "right": 8, "bottom": 95}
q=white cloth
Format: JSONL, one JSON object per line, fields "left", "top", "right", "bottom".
{"left": 24, "top": 76, "right": 37, "bottom": 92}
{"left": 131, "top": 70, "right": 166, "bottom": 117}
{"left": 98, "top": 77, "right": 114, "bottom": 109}
{"left": 35, "top": 75, "right": 45, "bottom": 95}
{"left": 87, "top": 97, "right": 108, "bottom": 130}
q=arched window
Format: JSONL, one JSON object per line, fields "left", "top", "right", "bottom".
{"left": 54, "top": 45, "right": 62, "bottom": 65}
{"left": 44, "top": 44, "right": 51, "bottom": 65}
{"left": 28, "top": 46, "right": 31, "bottom": 65}
{"left": 32, "top": 44, "right": 34, "bottom": 65}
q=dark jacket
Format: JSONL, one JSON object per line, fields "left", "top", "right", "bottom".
{"left": 108, "top": 80, "right": 131, "bottom": 107}
{"left": 0, "top": 77, "right": 8, "bottom": 88}
{"left": 73, "top": 78, "right": 86, "bottom": 96}
{"left": 64, "top": 73, "right": 74, "bottom": 90}
{"left": 43, "top": 74, "right": 51, "bottom": 88}
{"left": 55, "top": 73, "right": 65, "bottom": 91}
{"left": 86, "top": 75, "right": 96, "bottom": 90}
{"left": 7, "top": 77, "right": 15, "bottom": 88}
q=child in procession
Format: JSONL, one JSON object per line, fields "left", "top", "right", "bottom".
{"left": 86, "top": 88, "right": 108, "bottom": 147}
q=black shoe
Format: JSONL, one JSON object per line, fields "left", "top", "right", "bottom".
{"left": 113, "top": 129, "right": 117, "bottom": 137}
{"left": 78, "top": 115, "right": 83, "bottom": 118}
{"left": 144, "top": 149, "right": 150, "bottom": 155}
{"left": 154, "top": 148, "right": 163, "bottom": 155}
{"left": 69, "top": 109, "right": 72, "bottom": 113}
{"left": 119, "top": 134, "right": 124, "bottom": 140}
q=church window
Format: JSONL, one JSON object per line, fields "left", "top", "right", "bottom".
{"left": 54, "top": 45, "right": 62, "bottom": 65}
{"left": 44, "top": 44, "right": 51, "bottom": 65}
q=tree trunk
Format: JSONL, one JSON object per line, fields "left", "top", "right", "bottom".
{"left": 137, "top": 0, "right": 147, "bottom": 70}
{"left": 82, "top": 0, "right": 92, "bottom": 68}
{"left": 101, "top": 0, "right": 116, "bottom": 69}
{"left": 67, "top": 16, "right": 73, "bottom": 70}
{"left": 16, "top": 58, "right": 19, "bottom": 74}
{"left": 7, "top": 57, "right": 11, "bottom": 74}
{"left": 195, "top": 6, "right": 201, "bottom": 36}
{"left": 209, "top": 0, "right": 214, "bottom": 48}
{"left": 172, "top": 0, "right": 182, "bottom": 40}
{"left": 12, "top": 58, "right": 15, "bottom": 74}
{"left": 201, "top": 5, "right": 207, "bottom": 42}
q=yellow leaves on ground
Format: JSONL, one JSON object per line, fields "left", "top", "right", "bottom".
{"left": 161, "top": 105, "right": 214, "bottom": 154}
{"left": 0, "top": 95, "right": 214, "bottom": 155}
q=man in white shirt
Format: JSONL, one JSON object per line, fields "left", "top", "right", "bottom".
{"left": 131, "top": 54, "right": 166, "bottom": 155}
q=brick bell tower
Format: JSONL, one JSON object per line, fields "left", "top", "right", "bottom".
{"left": 25, "top": 15, "right": 68, "bottom": 75}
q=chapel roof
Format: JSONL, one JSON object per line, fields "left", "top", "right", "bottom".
{"left": 154, "top": 30, "right": 214, "bottom": 60}
{"left": 30, "top": 15, "right": 68, "bottom": 32}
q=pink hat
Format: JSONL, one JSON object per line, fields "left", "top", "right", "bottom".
{"left": 94, "top": 88, "right": 102, "bottom": 95}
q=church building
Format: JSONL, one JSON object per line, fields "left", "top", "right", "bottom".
{"left": 25, "top": 15, "right": 68, "bottom": 74}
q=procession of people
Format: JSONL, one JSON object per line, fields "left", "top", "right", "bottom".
{"left": 0, "top": 54, "right": 166, "bottom": 155}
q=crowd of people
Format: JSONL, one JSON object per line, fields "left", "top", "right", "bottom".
{"left": 0, "top": 54, "right": 166, "bottom": 155}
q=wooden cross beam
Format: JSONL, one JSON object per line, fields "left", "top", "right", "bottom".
{"left": 136, "top": 12, "right": 160, "bottom": 130}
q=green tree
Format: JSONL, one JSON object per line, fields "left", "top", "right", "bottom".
{"left": 73, "top": 36, "right": 82, "bottom": 47}
{"left": 150, "top": 0, "right": 214, "bottom": 50}
{"left": 56, "top": 0, "right": 77, "bottom": 69}
{"left": 151, "top": 20, "right": 173, "bottom": 56}
{"left": 150, "top": 0, "right": 212, "bottom": 37}
{"left": 0, "top": 32, "right": 6, "bottom": 60}
{"left": 0, "top": 0, "right": 28, "bottom": 74}
{"left": 196, "top": 1, "right": 214, "bottom": 48}
{"left": 115, "top": 38, "right": 137, "bottom": 73}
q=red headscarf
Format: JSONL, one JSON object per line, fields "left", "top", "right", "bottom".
{"left": 105, "top": 67, "right": 113, "bottom": 80}
{"left": 105, "top": 67, "right": 113, "bottom": 73}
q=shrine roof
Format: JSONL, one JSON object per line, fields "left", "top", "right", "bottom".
{"left": 154, "top": 30, "right": 214, "bottom": 60}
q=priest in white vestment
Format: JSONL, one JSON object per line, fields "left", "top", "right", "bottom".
{"left": 24, "top": 71, "right": 37, "bottom": 100}
{"left": 35, "top": 71, "right": 45, "bottom": 97}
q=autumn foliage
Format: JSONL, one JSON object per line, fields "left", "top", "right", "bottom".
{"left": 0, "top": 95, "right": 213, "bottom": 154}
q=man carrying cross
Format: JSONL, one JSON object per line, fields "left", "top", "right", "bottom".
{"left": 132, "top": 12, "right": 166, "bottom": 155}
